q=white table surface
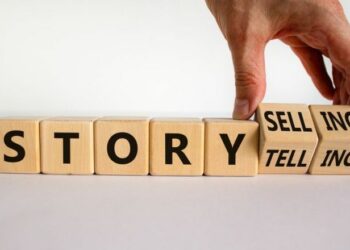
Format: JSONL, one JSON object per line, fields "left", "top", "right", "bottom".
{"left": 0, "top": 174, "right": 349, "bottom": 250}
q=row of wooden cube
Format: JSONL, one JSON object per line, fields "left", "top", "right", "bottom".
{"left": 0, "top": 104, "right": 349, "bottom": 176}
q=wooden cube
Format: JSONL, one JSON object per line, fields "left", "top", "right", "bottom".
{"left": 0, "top": 117, "right": 41, "bottom": 173}
{"left": 150, "top": 118, "right": 204, "bottom": 176}
{"left": 94, "top": 117, "right": 149, "bottom": 175}
{"left": 309, "top": 105, "right": 350, "bottom": 174}
{"left": 256, "top": 103, "right": 318, "bottom": 174}
{"left": 204, "top": 119, "right": 258, "bottom": 176}
{"left": 40, "top": 117, "right": 95, "bottom": 174}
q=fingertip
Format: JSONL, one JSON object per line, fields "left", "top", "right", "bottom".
{"left": 232, "top": 98, "right": 258, "bottom": 120}
{"left": 322, "top": 88, "right": 336, "bottom": 101}
{"left": 333, "top": 91, "right": 340, "bottom": 105}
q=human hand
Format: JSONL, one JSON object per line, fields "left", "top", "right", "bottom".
{"left": 206, "top": 0, "right": 350, "bottom": 119}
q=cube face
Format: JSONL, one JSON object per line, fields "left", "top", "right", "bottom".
{"left": 0, "top": 118, "right": 41, "bottom": 173}
{"left": 256, "top": 104, "right": 318, "bottom": 174}
{"left": 204, "top": 119, "right": 258, "bottom": 176}
{"left": 309, "top": 105, "right": 350, "bottom": 174}
{"left": 150, "top": 119, "right": 204, "bottom": 176}
{"left": 94, "top": 117, "right": 149, "bottom": 175}
{"left": 40, "top": 117, "right": 95, "bottom": 174}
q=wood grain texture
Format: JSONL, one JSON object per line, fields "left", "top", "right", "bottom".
{"left": 150, "top": 118, "right": 204, "bottom": 176}
{"left": 256, "top": 103, "right": 318, "bottom": 174}
{"left": 40, "top": 117, "right": 95, "bottom": 175}
{"left": 309, "top": 105, "right": 350, "bottom": 174}
{"left": 204, "top": 119, "right": 258, "bottom": 176}
{"left": 0, "top": 117, "right": 41, "bottom": 173}
{"left": 94, "top": 117, "right": 149, "bottom": 175}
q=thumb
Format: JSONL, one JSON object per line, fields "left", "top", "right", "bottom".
{"left": 230, "top": 39, "right": 267, "bottom": 120}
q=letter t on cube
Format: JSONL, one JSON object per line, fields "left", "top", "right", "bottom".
{"left": 40, "top": 117, "right": 95, "bottom": 174}
{"left": 256, "top": 104, "right": 318, "bottom": 174}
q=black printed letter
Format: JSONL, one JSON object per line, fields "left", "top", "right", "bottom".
{"left": 165, "top": 133, "right": 191, "bottom": 165}
{"left": 54, "top": 132, "right": 79, "bottom": 164}
{"left": 107, "top": 132, "right": 138, "bottom": 164}
{"left": 220, "top": 133, "right": 245, "bottom": 165}
{"left": 4, "top": 130, "right": 25, "bottom": 162}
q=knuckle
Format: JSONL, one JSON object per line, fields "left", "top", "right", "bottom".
{"left": 235, "top": 71, "right": 260, "bottom": 87}
{"left": 234, "top": 70, "right": 264, "bottom": 99}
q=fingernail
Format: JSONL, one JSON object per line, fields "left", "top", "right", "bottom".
{"left": 233, "top": 98, "right": 249, "bottom": 119}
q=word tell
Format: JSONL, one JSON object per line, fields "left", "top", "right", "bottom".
{"left": 256, "top": 103, "right": 318, "bottom": 174}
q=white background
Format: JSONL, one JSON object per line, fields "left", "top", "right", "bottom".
{"left": 2, "top": 0, "right": 350, "bottom": 117}
{"left": 1, "top": 1, "right": 350, "bottom": 250}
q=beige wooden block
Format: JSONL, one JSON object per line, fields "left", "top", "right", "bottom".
{"left": 150, "top": 118, "right": 204, "bottom": 176}
{"left": 204, "top": 119, "right": 258, "bottom": 176}
{"left": 309, "top": 105, "right": 350, "bottom": 174}
{"left": 40, "top": 117, "right": 95, "bottom": 174}
{"left": 0, "top": 117, "right": 41, "bottom": 173}
{"left": 256, "top": 103, "right": 318, "bottom": 174}
{"left": 94, "top": 117, "right": 149, "bottom": 175}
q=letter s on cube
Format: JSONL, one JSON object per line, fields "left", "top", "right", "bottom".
{"left": 256, "top": 103, "right": 318, "bottom": 174}
{"left": 0, "top": 117, "right": 41, "bottom": 173}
